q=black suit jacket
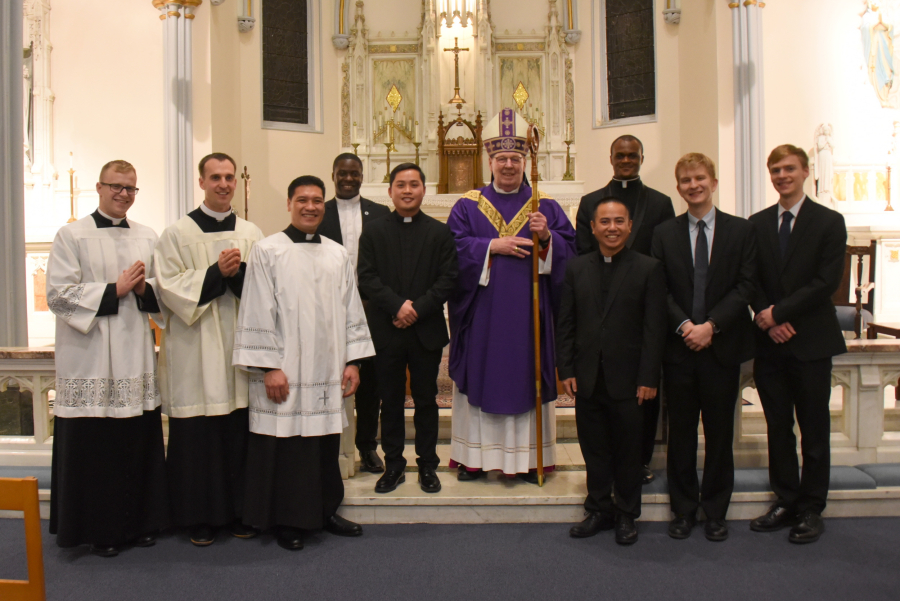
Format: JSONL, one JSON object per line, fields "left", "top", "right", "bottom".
{"left": 749, "top": 197, "right": 847, "bottom": 361}
{"left": 576, "top": 182, "right": 676, "bottom": 257}
{"left": 317, "top": 197, "right": 391, "bottom": 246}
{"left": 651, "top": 209, "right": 757, "bottom": 367}
{"left": 556, "top": 248, "right": 667, "bottom": 400}
{"left": 357, "top": 211, "right": 459, "bottom": 352}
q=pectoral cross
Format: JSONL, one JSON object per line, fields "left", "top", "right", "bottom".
{"left": 444, "top": 37, "right": 469, "bottom": 106}
{"left": 318, "top": 388, "right": 329, "bottom": 407}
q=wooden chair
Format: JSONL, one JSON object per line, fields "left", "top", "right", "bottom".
{"left": 0, "top": 477, "right": 46, "bottom": 601}
{"left": 436, "top": 110, "right": 485, "bottom": 194}
{"left": 832, "top": 241, "right": 876, "bottom": 338}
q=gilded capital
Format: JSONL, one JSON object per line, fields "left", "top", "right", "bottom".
{"left": 183, "top": 0, "right": 202, "bottom": 7}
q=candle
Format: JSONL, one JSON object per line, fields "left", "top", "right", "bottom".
{"left": 69, "top": 151, "right": 73, "bottom": 170}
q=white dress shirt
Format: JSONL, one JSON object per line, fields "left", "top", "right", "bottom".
{"left": 336, "top": 194, "right": 363, "bottom": 272}
{"left": 777, "top": 196, "right": 805, "bottom": 232}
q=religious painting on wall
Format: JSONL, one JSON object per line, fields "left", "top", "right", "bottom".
{"left": 372, "top": 59, "right": 417, "bottom": 137}
{"left": 859, "top": 1, "right": 900, "bottom": 109}
{"left": 499, "top": 58, "right": 543, "bottom": 124}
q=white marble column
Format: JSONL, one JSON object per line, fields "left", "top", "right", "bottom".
{"left": 1, "top": 0, "right": 28, "bottom": 346}
{"left": 731, "top": 0, "right": 767, "bottom": 217}
{"left": 153, "top": 0, "right": 200, "bottom": 225}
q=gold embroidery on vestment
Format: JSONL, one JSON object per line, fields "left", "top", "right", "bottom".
{"left": 461, "top": 190, "right": 552, "bottom": 238}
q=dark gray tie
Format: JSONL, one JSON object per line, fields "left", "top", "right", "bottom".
{"left": 692, "top": 220, "right": 708, "bottom": 325}
{"left": 779, "top": 211, "right": 794, "bottom": 257}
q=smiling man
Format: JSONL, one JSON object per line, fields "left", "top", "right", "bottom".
{"left": 233, "top": 175, "right": 375, "bottom": 550}
{"left": 357, "top": 163, "right": 458, "bottom": 494}
{"left": 47, "top": 160, "right": 167, "bottom": 557}
{"left": 153, "top": 153, "right": 264, "bottom": 546}
{"left": 575, "top": 135, "right": 675, "bottom": 484}
{"left": 317, "top": 153, "right": 391, "bottom": 474}
{"left": 556, "top": 197, "right": 666, "bottom": 545}
{"left": 446, "top": 109, "right": 576, "bottom": 482}
{"left": 748, "top": 145, "right": 847, "bottom": 544}
{"left": 651, "top": 153, "right": 757, "bottom": 542}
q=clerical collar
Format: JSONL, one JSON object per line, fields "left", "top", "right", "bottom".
{"left": 600, "top": 248, "right": 626, "bottom": 263}
{"left": 492, "top": 181, "right": 521, "bottom": 195}
{"left": 92, "top": 209, "right": 129, "bottom": 228}
{"left": 612, "top": 176, "right": 642, "bottom": 190}
{"left": 336, "top": 194, "right": 361, "bottom": 205}
{"left": 283, "top": 224, "right": 321, "bottom": 243}
{"left": 393, "top": 210, "right": 421, "bottom": 224}
{"left": 200, "top": 202, "right": 233, "bottom": 221}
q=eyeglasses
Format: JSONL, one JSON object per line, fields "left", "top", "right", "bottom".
{"left": 494, "top": 156, "right": 523, "bottom": 165}
{"left": 100, "top": 182, "right": 139, "bottom": 195}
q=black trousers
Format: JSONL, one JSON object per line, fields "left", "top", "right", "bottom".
{"left": 376, "top": 328, "right": 442, "bottom": 471}
{"left": 640, "top": 394, "right": 661, "bottom": 466}
{"left": 354, "top": 359, "right": 381, "bottom": 453}
{"left": 754, "top": 347, "right": 833, "bottom": 514}
{"left": 664, "top": 350, "right": 739, "bottom": 521}
{"left": 576, "top": 371, "right": 643, "bottom": 519}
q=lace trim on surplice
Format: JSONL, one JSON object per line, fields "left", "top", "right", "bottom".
{"left": 47, "top": 284, "right": 86, "bottom": 319}
{"left": 55, "top": 372, "right": 159, "bottom": 409}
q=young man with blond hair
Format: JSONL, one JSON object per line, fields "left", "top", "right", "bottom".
{"left": 48, "top": 160, "right": 167, "bottom": 557}
{"left": 651, "top": 153, "right": 757, "bottom": 541}
{"left": 749, "top": 145, "right": 846, "bottom": 544}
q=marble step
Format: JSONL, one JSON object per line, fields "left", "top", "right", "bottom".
{"left": 339, "top": 469, "right": 900, "bottom": 524}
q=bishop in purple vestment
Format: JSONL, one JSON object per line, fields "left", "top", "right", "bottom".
{"left": 447, "top": 109, "right": 576, "bottom": 479}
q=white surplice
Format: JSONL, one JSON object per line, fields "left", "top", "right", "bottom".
{"left": 232, "top": 232, "right": 375, "bottom": 438}
{"left": 46, "top": 216, "right": 161, "bottom": 418}
{"left": 153, "top": 214, "right": 264, "bottom": 417}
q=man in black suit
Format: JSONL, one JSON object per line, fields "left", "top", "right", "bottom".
{"left": 575, "top": 136, "right": 676, "bottom": 483}
{"left": 358, "top": 163, "right": 459, "bottom": 494}
{"left": 749, "top": 145, "right": 847, "bottom": 544}
{"left": 651, "top": 153, "right": 756, "bottom": 542}
{"left": 317, "top": 153, "right": 391, "bottom": 474}
{"left": 557, "top": 197, "right": 666, "bottom": 545}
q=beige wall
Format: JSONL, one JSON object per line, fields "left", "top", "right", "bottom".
{"left": 51, "top": 1, "right": 166, "bottom": 233}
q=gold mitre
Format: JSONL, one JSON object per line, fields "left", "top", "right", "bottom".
{"left": 483, "top": 108, "right": 530, "bottom": 157}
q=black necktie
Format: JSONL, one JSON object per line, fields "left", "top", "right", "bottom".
{"left": 779, "top": 211, "right": 794, "bottom": 257}
{"left": 692, "top": 220, "right": 708, "bottom": 325}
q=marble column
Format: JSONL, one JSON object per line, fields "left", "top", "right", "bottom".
{"left": 0, "top": 0, "right": 28, "bottom": 347}
{"left": 153, "top": 0, "right": 201, "bottom": 225}
{"left": 731, "top": 0, "right": 767, "bottom": 217}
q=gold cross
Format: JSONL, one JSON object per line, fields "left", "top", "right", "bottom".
{"left": 444, "top": 37, "right": 469, "bottom": 106}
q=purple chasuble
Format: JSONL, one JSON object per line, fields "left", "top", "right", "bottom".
{"left": 447, "top": 184, "right": 576, "bottom": 415}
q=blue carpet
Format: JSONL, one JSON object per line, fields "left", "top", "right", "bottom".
{"left": 2, "top": 518, "right": 899, "bottom": 601}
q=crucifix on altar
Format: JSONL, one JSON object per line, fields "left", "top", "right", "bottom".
{"left": 444, "top": 37, "right": 469, "bottom": 113}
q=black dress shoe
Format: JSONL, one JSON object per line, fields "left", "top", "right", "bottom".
{"left": 359, "top": 450, "right": 385, "bottom": 474}
{"left": 668, "top": 515, "right": 695, "bottom": 539}
{"left": 615, "top": 515, "right": 638, "bottom": 545}
{"left": 90, "top": 544, "right": 120, "bottom": 558}
{"left": 375, "top": 468, "right": 406, "bottom": 493}
{"left": 324, "top": 514, "right": 363, "bottom": 537}
{"left": 189, "top": 524, "right": 216, "bottom": 547}
{"left": 569, "top": 512, "right": 614, "bottom": 538}
{"left": 789, "top": 510, "right": 824, "bottom": 544}
{"left": 457, "top": 465, "right": 485, "bottom": 481}
{"left": 750, "top": 505, "right": 797, "bottom": 532}
{"left": 276, "top": 527, "right": 304, "bottom": 551}
{"left": 705, "top": 519, "right": 729, "bottom": 542}
{"left": 418, "top": 468, "right": 442, "bottom": 493}
{"left": 641, "top": 466, "right": 655, "bottom": 485}
{"left": 229, "top": 520, "right": 259, "bottom": 539}
{"left": 132, "top": 532, "right": 157, "bottom": 548}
